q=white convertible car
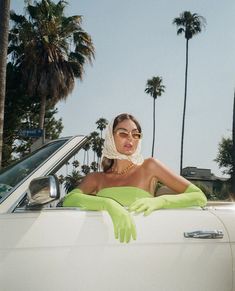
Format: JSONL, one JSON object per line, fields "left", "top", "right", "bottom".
{"left": 0, "top": 135, "right": 234, "bottom": 291}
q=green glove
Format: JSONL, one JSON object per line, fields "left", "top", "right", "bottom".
{"left": 129, "top": 183, "right": 207, "bottom": 216}
{"left": 63, "top": 189, "right": 136, "bottom": 243}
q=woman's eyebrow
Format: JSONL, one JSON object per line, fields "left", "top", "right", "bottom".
{"left": 116, "top": 127, "right": 139, "bottom": 131}
{"left": 116, "top": 127, "right": 128, "bottom": 131}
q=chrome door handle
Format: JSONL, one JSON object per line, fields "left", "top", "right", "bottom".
{"left": 184, "top": 230, "right": 224, "bottom": 239}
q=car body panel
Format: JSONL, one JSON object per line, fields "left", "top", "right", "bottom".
{"left": 207, "top": 205, "right": 235, "bottom": 290}
{"left": 0, "top": 208, "right": 232, "bottom": 291}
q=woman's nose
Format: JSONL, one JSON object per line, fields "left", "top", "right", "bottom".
{"left": 127, "top": 132, "right": 133, "bottom": 140}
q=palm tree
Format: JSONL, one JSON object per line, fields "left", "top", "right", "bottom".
{"left": 0, "top": 0, "right": 10, "bottom": 168}
{"left": 64, "top": 169, "right": 83, "bottom": 193}
{"left": 173, "top": 11, "right": 206, "bottom": 174}
{"left": 92, "top": 136, "right": 104, "bottom": 171}
{"left": 96, "top": 117, "right": 108, "bottom": 138}
{"left": 145, "top": 76, "right": 165, "bottom": 157}
{"left": 90, "top": 131, "right": 99, "bottom": 162}
{"left": 82, "top": 140, "right": 91, "bottom": 165}
{"left": 90, "top": 161, "right": 98, "bottom": 172}
{"left": 9, "top": 0, "right": 95, "bottom": 137}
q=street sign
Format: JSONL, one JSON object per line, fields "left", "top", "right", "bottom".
{"left": 18, "top": 129, "right": 43, "bottom": 138}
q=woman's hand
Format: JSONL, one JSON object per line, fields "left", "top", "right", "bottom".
{"left": 106, "top": 199, "right": 136, "bottom": 243}
{"left": 63, "top": 189, "right": 136, "bottom": 243}
{"left": 129, "top": 184, "right": 207, "bottom": 216}
{"left": 129, "top": 197, "right": 164, "bottom": 216}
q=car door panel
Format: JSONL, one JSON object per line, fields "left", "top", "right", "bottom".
{"left": 0, "top": 208, "right": 232, "bottom": 291}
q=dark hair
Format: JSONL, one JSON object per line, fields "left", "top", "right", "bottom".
{"left": 101, "top": 113, "right": 142, "bottom": 172}
{"left": 112, "top": 113, "right": 142, "bottom": 133}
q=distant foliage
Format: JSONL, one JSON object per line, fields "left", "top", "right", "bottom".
{"left": 215, "top": 137, "right": 233, "bottom": 176}
{"left": 63, "top": 117, "right": 109, "bottom": 192}
{"left": 61, "top": 170, "right": 83, "bottom": 194}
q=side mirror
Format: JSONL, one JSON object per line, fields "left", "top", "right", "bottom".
{"left": 27, "top": 175, "right": 60, "bottom": 206}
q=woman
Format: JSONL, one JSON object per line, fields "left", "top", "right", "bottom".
{"left": 63, "top": 113, "right": 207, "bottom": 243}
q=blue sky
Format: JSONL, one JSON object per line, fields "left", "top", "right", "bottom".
{"left": 11, "top": 0, "right": 235, "bottom": 177}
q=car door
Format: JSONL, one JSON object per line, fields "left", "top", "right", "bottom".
{"left": 207, "top": 204, "right": 235, "bottom": 291}
{"left": 0, "top": 207, "right": 232, "bottom": 291}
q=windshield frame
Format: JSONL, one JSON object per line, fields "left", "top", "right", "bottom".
{"left": 0, "top": 137, "right": 70, "bottom": 204}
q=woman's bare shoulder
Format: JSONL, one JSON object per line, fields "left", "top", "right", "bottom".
{"left": 142, "top": 158, "right": 162, "bottom": 170}
{"left": 142, "top": 158, "right": 174, "bottom": 179}
{"left": 85, "top": 171, "right": 103, "bottom": 179}
{"left": 143, "top": 157, "right": 190, "bottom": 193}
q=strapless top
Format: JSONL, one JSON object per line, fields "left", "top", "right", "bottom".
{"left": 96, "top": 186, "right": 152, "bottom": 206}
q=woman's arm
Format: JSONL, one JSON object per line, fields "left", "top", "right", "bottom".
{"left": 129, "top": 158, "right": 207, "bottom": 215}
{"left": 145, "top": 158, "right": 190, "bottom": 193}
{"left": 129, "top": 183, "right": 207, "bottom": 215}
{"left": 62, "top": 178, "right": 136, "bottom": 243}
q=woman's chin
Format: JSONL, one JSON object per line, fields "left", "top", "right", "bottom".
{"left": 120, "top": 150, "right": 134, "bottom": 156}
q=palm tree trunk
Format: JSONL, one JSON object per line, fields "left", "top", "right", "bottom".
{"left": 86, "top": 150, "right": 89, "bottom": 165}
{"left": 180, "top": 39, "right": 189, "bottom": 175}
{"left": 0, "top": 0, "right": 10, "bottom": 169}
{"left": 231, "top": 91, "right": 235, "bottom": 197}
{"left": 39, "top": 94, "right": 46, "bottom": 144}
{"left": 152, "top": 97, "right": 156, "bottom": 157}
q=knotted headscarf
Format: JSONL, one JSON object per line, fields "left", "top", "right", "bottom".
{"left": 101, "top": 118, "right": 144, "bottom": 166}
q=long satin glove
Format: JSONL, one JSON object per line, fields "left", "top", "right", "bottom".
{"left": 62, "top": 189, "right": 136, "bottom": 243}
{"left": 129, "top": 183, "right": 207, "bottom": 216}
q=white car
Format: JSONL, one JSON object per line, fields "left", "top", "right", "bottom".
{"left": 0, "top": 135, "right": 234, "bottom": 291}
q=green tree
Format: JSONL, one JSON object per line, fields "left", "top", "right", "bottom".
{"left": 3, "top": 62, "right": 63, "bottom": 166}
{"left": 0, "top": 0, "right": 10, "bottom": 168}
{"left": 173, "top": 11, "right": 206, "bottom": 174}
{"left": 145, "top": 76, "right": 165, "bottom": 157}
{"left": 3, "top": 63, "right": 27, "bottom": 164}
{"left": 3, "top": 100, "right": 63, "bottom": 166}
{"left": 14, "top": 106, "right": 62, "bottom": 161}
{"left": 215, "top": 136, "right": 234, "bottom": 199}
{"left": 9, "top": 0, "right": 95, "bottom": 134}
{"left": 215, "top": 137, "right": 233, "bottom": 176}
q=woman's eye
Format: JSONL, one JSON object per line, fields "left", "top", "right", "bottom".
{"left": 132, "top": 133, "right": 141, "bottom": 139}
{"left": 119, "top": 132, "right": 129, "bottom": 138}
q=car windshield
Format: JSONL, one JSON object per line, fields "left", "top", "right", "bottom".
{"left": 0, "top": 138, "right": 69, "bottom": 203}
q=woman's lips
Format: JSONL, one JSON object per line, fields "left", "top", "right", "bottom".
{"left": 124, "top": 143, "right": 133, "bottom": 150}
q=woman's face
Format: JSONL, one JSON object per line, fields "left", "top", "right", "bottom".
{"left": 113, "top": 119, "right": 141, "bottom": 155}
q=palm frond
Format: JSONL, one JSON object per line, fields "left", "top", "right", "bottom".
{"left": 173, "top": 11, "right": 206, "bottom": 40}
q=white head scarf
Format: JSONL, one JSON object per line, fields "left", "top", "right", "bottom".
{"left": 101, "top": 117, "right": 144, "bottom": 166}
